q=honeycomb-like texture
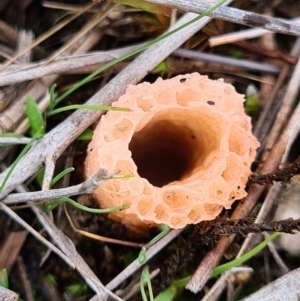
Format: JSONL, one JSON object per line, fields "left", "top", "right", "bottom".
{"left": 85, "top": 73, "right": 260, "bottom": 230}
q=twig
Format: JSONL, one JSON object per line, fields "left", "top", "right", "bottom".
{"left": 0, "top": 76, "right": 48, "bottom": 134}
{"left": 105, "top": 229, "right": 184, "bottom": 291}
{"left": 0, "top": 286, "right": 18, "bottom": 301}
{"left": 0, "top": 20, "right": 18, "bottom": 45}
{"left": 16, "top": 30, "right": 34, "bottom": 63}
{"left": 0, "top": 2, "right": 96, "bottom": 71}
{"left": 196, "top": 217, "right": 300, "bottom": 238}
{"left": 209, "top": 17, "right": 300, "bottom": 47}
{"left": 0, "top": 82, "right": 28, "bottom": 112}
{"left": 45, "top": 2, "right": 116, "bottom": 64}
{"left": 0, "top": 137, "right": 32, "bottom": 145}
{"left": 237, "top": 182, "right": 282, "bottom": 257}
{"left": 0, "top": 45, "right": 139, "bottom": 86}
{"left": 31, "top": 205, "right": 123, "bottom": 301}
{"left": 240, "top": 267, "right": 300, "bottom": 300}
{"left": 42, "top": 155, "right": 57, "bottom": 191}
{"left": 264, "top": 45, "right": 300, "bottom": 152}
{"left": 173, "top": 49, "right": 280, "bottom": 74}
{"left": 0, "top": 230, "right": 27, "bottom": 273}
{"left": 0, "top": 44, "right": 281, "bottom": 87}
{"left": 16, "top": 256, "right": 34, "bottom": 301}
{"left": 201, "top": 267, "right": 253, "bottom": 301}
{"left": 253, "top": 37, "right": 300, "bottom": 149}
{"left": 2, "top": 164, "right": 118, "bottom": 299}
{"left": 0, "top": 202, "right": 74, "bottom": 268}
{"left": 263, "top": 232, "right": 289, "bottom": 275}
{"left": 2, "top": 169, "right": 111, "bottom": 204}
{"left": 42, "top": 1, "right": 100, "bottom": 12}
{"left": 152, "top": 217, "right": 300, "bottom": 294}
{"left": 146, "top": 0, "right": 300, "bottom": 36}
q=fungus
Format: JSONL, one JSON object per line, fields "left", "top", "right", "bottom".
{"left": 85, "top": 73, "right": 260, "bottom": 230}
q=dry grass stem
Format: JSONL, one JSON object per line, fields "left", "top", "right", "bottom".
{"left": 201, "top": 267, "right": 253, "bottom": 301}
{"left": 0, "top": 1, "right": 300, "bottom": 300}
{"left": 106, "top": 229, "right": 184, "bottom": 292}
{"left": 147, "top": 0, "right": 300, "bottom": 36}
{"left": 3, "top": 169, "right": 112, "bottom": 204}
{"left": 240, "top": 267, "right": 300, "bottom": 301}
{"left": 0, "top": 2, "right": 96, "bottom": 71}
{"left": 31, "top": 205, "right": 123, "bottom": 301}
{"left": 173, "top": 48, "right": 280, "bottom": 74}
{"left": 0, "top": 46, "right": 138, "bottom": 86}
{"left": 0, "top": 202, "right": 74, "bottom": 268}
{"left": 0, "top": 286, "right": 18, "bottom": 301}
{"left": 0, "top": 231, "right": 27, "bottom": 273}
{"left": 45, "top": 2, "right": 116, "bottom": 64}
{"left": 264, "top": 51, "right": 300, "bottom": 153}
{"left": 263, "top": 233, "right": 289, "bottom": 275}
{"left": 209, "top": 16, "right": 300, "bottom": 47}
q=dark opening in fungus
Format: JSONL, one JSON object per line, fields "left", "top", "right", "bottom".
{"left": 85, "top": 73, "right": 260, "bottom": 229}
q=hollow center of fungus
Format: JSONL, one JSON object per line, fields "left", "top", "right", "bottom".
{"left": 129, "top": 108, "right": 221, "bottom": 187}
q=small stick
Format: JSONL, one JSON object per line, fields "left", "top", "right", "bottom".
{"left": 241, "top": 266, "right": 300, "bottom": 300}
{"left": 0, "top": 46, "right": 138, "bottom": 86}
{"left": 0, "top": 137, "right": 32, "bottom": 145}
{"left": 147, "top": 0, "right": 300, "bottom": 36}
{"left": 3, "top": 169, "right": 112, "bottom": 204}
{"left": 201, "top": 267, "right": 253, "bottom": 301}
{"left": 173, "top": 48, "right": 280, "bottom": 74}
{"left": 105, "top": 229, "right": 184, "bottom": 291}
{"left": 209, "top": 17, "right": 300, "bottom": 47}
{"left": 264, "top": 46, "right": 300, "bottom": 152}
{"left": 0, "top": 286, "right": 18, "bottom": 301}
{"left": 0, "top": 2, "right": 95, "bottom": 71}
{"left": 0, "top": 202, "right": 74, "bottom": 268}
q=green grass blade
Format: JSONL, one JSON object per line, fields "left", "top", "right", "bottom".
{"left": 25, "top": 96, "right": 45, "bottom": 137}
{"left": 154, "top": 285, "right": 177, "bottom": 301}
{"left": 0, "top": 133, "right": 24, "bottom": 138}
{"left": 110, "top": 1, "right": 171, "bottom": 15}
{"left": 0, "top": 133, "right": 26, "bottom": 146}
{"left": 47, "top": 104, "right": 131, "bottom": 116}
{"left": 210, "top": 232, "right": 281, "bottom": 278}
{"left": 48, "top": 84, "right": 57, "bottom": 112}
{"left": 140, "top": 268, "right": 154, "bottom": 301}
{"left": 76, "top": 129, "right": 93, "bottom": 141}
{"left": 36, "top": 167, "right": 45, "bottom": 188}
{"left": 50, "top": 167, "right": 75, "bottom": 187}
{"left": 0, "top": 137, "right": 37, "bottom": 193}
{"left": 139, "top": 225, "right": 170, "bottom": 264}
{"left": 45, "top": 197, "right": 128, "bottom": 213}
{"left": 53, "top": 0, "right": 228, "bottom": 106}
{"left": 152, "top": 231, "right": 281, "bottom": 299}
{"left": 0, "top": 269, "right": 8, "bottom": 288}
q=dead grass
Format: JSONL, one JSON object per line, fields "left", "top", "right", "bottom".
{"left": 0, "top": 0, "right": 300, "bottom": 300}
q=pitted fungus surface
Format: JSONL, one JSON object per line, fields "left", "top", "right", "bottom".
{"left": 85, "top": 73, "right": 260, "bottom": 230}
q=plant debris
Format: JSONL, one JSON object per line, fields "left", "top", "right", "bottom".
{"left": 0, "top": 0, "right": 300, "bottom": 300}
{"left": 249, "top": 154, "right": 300, "bottom": 185}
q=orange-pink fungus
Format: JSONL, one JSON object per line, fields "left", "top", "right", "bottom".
{"left": 85, "top": 73, "right": 260, "bottom": 230}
